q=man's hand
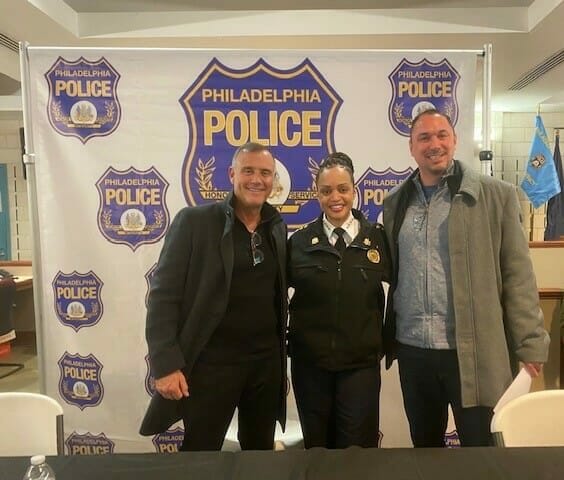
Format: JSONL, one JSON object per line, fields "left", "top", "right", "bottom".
{"left": 155, "top": 370, "right": 189, "bottom": 400}
{"left": 523, "top": 362, "right": 543, "bottom": 377}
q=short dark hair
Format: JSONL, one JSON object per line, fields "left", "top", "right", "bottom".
{"left": 410, "top": 109, "right": 455, "bottom": 138}
{"left": 231, "top": 142, "right": 272, "bottom": 166}
{"left": 315, "top": 152, "right": 354, "bottom": 184}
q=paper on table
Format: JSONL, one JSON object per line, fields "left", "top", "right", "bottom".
{"left": 493, "top": 368, "right": 532, "bottom": 413}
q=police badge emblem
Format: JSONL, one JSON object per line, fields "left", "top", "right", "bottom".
{"left": 444, "top": 430, "right": 461, "bottom": 448}
{"left": 180, "top": 57, "right": 342, "bottom": 230}
{"left": 367, "top": 249, "right": 380, "bottom": 264}
{"left": 65, "top": 432, "right": 115, "bottom": 455}
{"left": 144, "top": 263, "right": 157, "bottom": 309}
{"left": 388, "top": 58, "right": 460, "bottom": 137}
{"left": 45, "top": 57, "right": 121, "bottom": 143}
{"left": 355, "top": 167, "right": 413, "bottom": 223}
{"left": 96, "top": 167, "right": 170, "bottom": 251}
{"left": 144, "top": 353, "right": 156, "bottom": 397}
{"left": 152, "top": 427, "right": 185, "bottom": 453}
{"left": 58, "top": 352, "right": 104, "bottom": 410}
{"left": 53, "top": 271, "right": 104, "bottom": 331}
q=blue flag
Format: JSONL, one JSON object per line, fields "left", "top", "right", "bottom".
{"left": 544, "top": 133, "right": 564, "bottom": 240}
{"left": 521, "top": 115, "right": 561, "bottom": 209}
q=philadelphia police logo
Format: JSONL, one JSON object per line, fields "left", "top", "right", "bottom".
{"left": 445, "top": 430, "right": 461, "bottom": 448}
{"left": 45, "top": 57, "right": 121, "bottom": 143}
{"left": 152, "top": 426, "right": 185, "bottom": 453}
{"left": 355, "top": 167, "right": 413, "bottom": 223}
{"left": 58, "top": 352, "right": 104, "bottom": 410}
{"left": 144, "top": 353, "right": 156, "bottom": 396}
{"left": 65, "top": 431, "right": 115, "bottom": 455}
{"left": 53, "top": 271, "right": 103, "bottom": 331}
{"left": 144, "top": 263, "right": 157, "bottom": 309}
{"left": 96, "top": 167, "right": 170, "bottom": 251}
{"left": 180, "top": 57, "right": 342, "bottom": 230}
{"left": 388, "top": 58, "right": 460, "bottom": 137}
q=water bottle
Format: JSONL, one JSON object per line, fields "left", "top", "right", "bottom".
{"left": 22, "top": 455, "right": 56, "bottom": 480}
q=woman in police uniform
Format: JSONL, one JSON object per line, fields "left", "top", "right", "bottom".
{"left": 288, "top": 152, "right": 391, "bottom": 449}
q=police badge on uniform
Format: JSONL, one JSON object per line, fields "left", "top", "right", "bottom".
{"left": 45, "top": 57, "right": 121, "bottom": 143}
{"left": 58, "top": 352, "right": 104, "bottom": 410}
{"left": 366, "top": 249, "right": 380, "bottom": 264}
{"left": 52, "top": 271, "right": 104, "bottom": 331}
{"left": 180, "top": 57, "right": 342, "bottom": 230}
{"left": 355, "top": 167, "right": 414, "bottom": 223}
{"left": 65, "top": 432, "right": 115, "bottom": 455}
{"left": 96, "top": 167, "right": 170, "bottom": 251}
{"left": 388, "top": 58, "right": 460, "bottom": 137}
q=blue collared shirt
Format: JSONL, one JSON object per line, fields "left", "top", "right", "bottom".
{"left": 393, "top": 171, "right": 456, "bottom": 349}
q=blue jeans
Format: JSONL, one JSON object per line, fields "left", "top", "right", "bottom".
{"left": 397, "top": 343, "right": 493, "bottom": 447}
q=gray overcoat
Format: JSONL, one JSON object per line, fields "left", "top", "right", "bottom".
{"left": 383, "top": 160, "right": 549, "bottom": 407}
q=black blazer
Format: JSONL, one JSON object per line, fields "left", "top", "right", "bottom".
{"left": 140, "top": 193, "right": 288, "bottom": 435}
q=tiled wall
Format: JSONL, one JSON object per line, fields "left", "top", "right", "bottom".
{"left": 0, "top": 111, "right": 563, "bottom": 259}
{"left": 0, "top": 117, "right": 31, "bottom": 260}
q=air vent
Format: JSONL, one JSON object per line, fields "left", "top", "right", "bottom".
{"left": 509, "top": 48, "right": 564, "bottom": 90}
{"left": 0, "top": 32, "right": 18, "bottom": 53}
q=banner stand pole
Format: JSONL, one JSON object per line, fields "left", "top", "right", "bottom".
{"left": 481, "top": 43, "right": 493, "bottom": 176}
{"left": 19, "top": 41, "right": 47, "bottom": 394}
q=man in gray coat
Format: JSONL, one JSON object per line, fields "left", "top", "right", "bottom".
{"left": 383, "top": 109, "right": 549, "bottom": 447}
{"left": 140, "top": 142, "right": 287, "bottom": 451}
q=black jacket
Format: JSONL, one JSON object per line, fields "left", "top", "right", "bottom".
{"left": 140, "top": 193, "right": 287, "bottom": 435}
{"left": 288, "top": 210, "right": 391, "bottom": 371}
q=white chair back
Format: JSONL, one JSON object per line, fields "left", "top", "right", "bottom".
{"left": 491, "top": 390, "right": 564, "bottom": 447}
{"left": 0, "top": 392, "right": 64, "bottom": 456}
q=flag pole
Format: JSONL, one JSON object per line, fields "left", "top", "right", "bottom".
{"left": 528, "top": 105, "right": 540, "bottom": 239}
{"left": 529, "top": 199, "right": 534, "bottom": 241}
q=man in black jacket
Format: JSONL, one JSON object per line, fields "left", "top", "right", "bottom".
{"left": 140, "top": 142, "right": 287, "bottom": 451}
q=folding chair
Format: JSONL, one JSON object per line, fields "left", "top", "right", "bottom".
{"left": 0, "top": 392, "right": 64, "bottom": 455}
{"left": 491, "top": 390, "right": 564, "bottom": 447}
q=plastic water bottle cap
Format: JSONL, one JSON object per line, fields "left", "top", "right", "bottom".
{"left": 30, "top": 455, "right": 45, "bottom": 466}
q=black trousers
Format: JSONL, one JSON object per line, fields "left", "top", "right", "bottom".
{"left": 397, "top": 343, "right": 493, "bottom": 447}
{"left": 178, "top": 353, "right": 281, "bottom": 451}
{"left": 291, "top": 359, "right": 381, "bottom": 449}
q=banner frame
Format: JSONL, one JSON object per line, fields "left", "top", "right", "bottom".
{"left": 19, "top": 43, "right": 492, "bottom": 410}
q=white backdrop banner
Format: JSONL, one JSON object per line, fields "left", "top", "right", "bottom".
{"left": 25, "top": 47, "right": 477, "bottom": 453}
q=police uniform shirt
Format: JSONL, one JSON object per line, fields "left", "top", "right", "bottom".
{"left": 322, "top": 213, "right": 359, "bottom": 248}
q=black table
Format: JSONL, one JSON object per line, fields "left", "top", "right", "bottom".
{"left": 2, "top": 447, "right": 564, "bottom": 480}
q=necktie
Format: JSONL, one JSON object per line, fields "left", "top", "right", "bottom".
{"left": 334, "top": 227, "right": 346, "bottom": 255}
